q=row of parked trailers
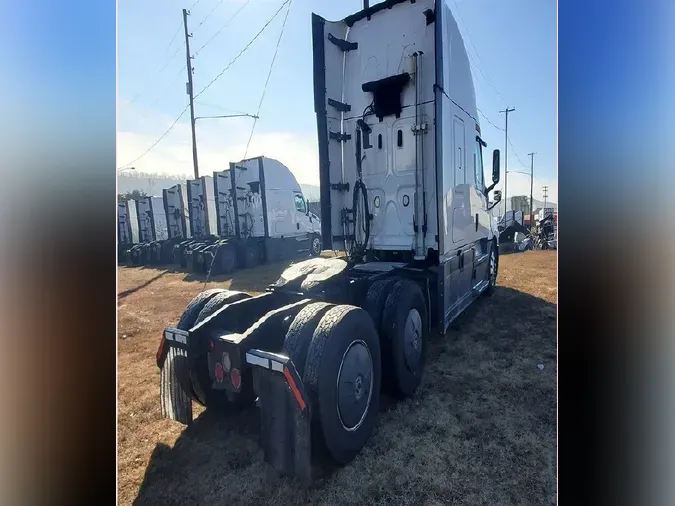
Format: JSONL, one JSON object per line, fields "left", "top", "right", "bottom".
{"left": 118, "top": 156, "right": 323, "bottom": 275}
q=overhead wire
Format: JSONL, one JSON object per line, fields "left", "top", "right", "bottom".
{"left": 243, "top": 0, "right": 293, "bottom": 159}
{"left": 477, "top": 108, "right": 504, "bottom": 131}
{"left": 192, "top": 0, "right": 227, "bottom": 33}
{"left": 451, "top": 0, "right": 506, "bottom": 105}
{"left": 193, "top": 0, "right": 292, "bottom": 101}
{"left": 117, "top": 104, "right": 190, "bottom": 169}
{"left": 192, "top": 0, "right": 253, "bottom": 58}
{"left": 126, "top": 24, "right": 186, "bottom": 107}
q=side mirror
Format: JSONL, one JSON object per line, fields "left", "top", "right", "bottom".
{"left": 493, "top": 190, "right": 502, "bottom": 203}
{"left": 492, "top": 149, "right": 500, "bottom": 184}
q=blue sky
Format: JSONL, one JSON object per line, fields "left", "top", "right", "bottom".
{"left": 118, "top": 0, "right": 557, "bottom": 202}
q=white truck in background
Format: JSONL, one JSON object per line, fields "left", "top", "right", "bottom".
{"left": 161, "top": 157, "right": 322, "bottom": 274}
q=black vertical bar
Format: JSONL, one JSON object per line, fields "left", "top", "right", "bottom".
{"left": 258, "top": 157, "right": 269, "bottom": 238}
{"left": 230, "top": 162, "right": 241, "bottom": 239}
{"left": 312, "top": 14, "right": 332, "bottom": 250}
{"left": 213, "top": 171, "right": 222, "bottom": 237}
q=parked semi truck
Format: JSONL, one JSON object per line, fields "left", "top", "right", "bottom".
{"left": 117, "top": 200, "right": 139, "bottom": 263}
{"left": 157, "top": 0, "right": 502, "bottom": 481}
{"left": 176, "top": 157, "right": 322, "bottom": 275}
{"left": 124, "top": 196, "right": 169, "bottom": 265}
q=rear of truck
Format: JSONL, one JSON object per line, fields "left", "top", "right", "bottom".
{"left": 157, "top": 0, "right": 459, "bottom": 481}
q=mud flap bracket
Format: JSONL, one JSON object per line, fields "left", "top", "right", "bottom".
{"left": 246, "top": 349, "right": 312, "bottom": 483}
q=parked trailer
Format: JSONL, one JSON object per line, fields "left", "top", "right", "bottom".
{"left": 117, "top": 200, "right": 139, "bottom": 263}
{"left": 157, "top": 0, "right": 503, "bottom": 482}
{"left": 202, "top": 156, "right": 323, "bottom": 276}
{"left": 126, "top": 196, "right": 169, "bottom": 265}
{"left": 173, "top": 176, "right": 219, "bottom": 271}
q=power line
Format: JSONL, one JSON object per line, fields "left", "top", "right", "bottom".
{"left": 243, "top": 0, "right": 292, "bottom": 158}
{"left": 193, "top": 0, "right": 291, "bottom": 101}
{"left": 117, "top": 105, "right": 190, "bottom": 169}
{"left": 127, "top": 41, "right": 185, "bottom": 106}
{"left": 477, "top": 108, "right": 504, "bottom": 131}
{"left": 193, "top": 0, "right": 253, "bottom": 58}
{"left": 193, "top": 0, "right": 227, "bottom": 33}
{"left": 451, "top": 0, "right": 506, "bottom": 105}
{"left": 187, "top": 0, "right": 201, "bottom": 12}
{"left": 507, "top": 136, "right": 529, "bottom": 167}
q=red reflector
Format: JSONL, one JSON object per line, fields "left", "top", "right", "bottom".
{"left": 230, "top": 368, "right": 241, "bottom": 389}
{"left": 214, "top": 363, "right": 224, "bottom": 383}
{"left": 156, "top": 337, "right": 166, "bottom": 366}
{"left": 209, "top": 340, "right": 214, "bottom": 349}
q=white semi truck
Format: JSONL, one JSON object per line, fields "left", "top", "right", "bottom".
{"left": 157, "top": 0, "right": 502, "bottom": 481}
{"left": 171, "top": 157, "right": 322, "bottom": 274}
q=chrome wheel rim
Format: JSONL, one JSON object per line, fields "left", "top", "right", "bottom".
{"left": 336, "top": 340, "right": 373, "bottom": 431}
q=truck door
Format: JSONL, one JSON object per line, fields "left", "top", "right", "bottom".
{"left": 293, "top": 192, "right": 313, "bottom": 236}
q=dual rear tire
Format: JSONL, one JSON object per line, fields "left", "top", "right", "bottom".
{"left": 281, "top": 278, "right": 427, "bottom": 465}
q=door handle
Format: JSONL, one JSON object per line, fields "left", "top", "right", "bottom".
{"left": 475, "top": 213, "right": 479, "bottom": 232}
{"left": 296, "top": 222, "right": 300, "bottom": 230}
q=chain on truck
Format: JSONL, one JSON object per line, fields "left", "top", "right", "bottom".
{"left": 156, "top": 0, "right": 504, "bottom": 482}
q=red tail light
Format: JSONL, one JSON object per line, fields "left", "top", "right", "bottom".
{"left": 156, "top": 336, "right": 166, "bottom": 367}
{"left": 230, "top": 368, "right": 241, "bottom": 389}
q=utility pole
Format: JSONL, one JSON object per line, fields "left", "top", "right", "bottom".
{"left": 499, "top": 107, "right": 515, "bottom": 219}
{"left": 183, "top": 8, "right": 199, "bottom": 179}
{"left": 543, "top": 185, "right": 549, "bottom": 210}
{"left": 528, "top": 152, "right": 536, "bottom": 229}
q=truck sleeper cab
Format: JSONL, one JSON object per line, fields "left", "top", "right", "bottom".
{"left": 157, "top": 0, "right": 502, "bottom": 482}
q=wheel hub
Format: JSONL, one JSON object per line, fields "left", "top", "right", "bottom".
{"left": 403, "top": 308, "right": 422, "bottom": 370}
{"left": 337, "top": 340, "right": 373, "bottom": 431}
{"left": 313, "top": 238, "right": 321, "bottom": 254}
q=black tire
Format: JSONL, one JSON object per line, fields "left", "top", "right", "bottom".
{"left": 483, "top": 241, "right": 497, "bottom": 296}
{"left": 363, "top": 278, "right": 399, "bottom": 336}
{"left": 176, "top": 288, "right": 228, "bottom": 330}
{"left": 241, "top": 242, "right": 260, "bottom": 269}
{"left": 216, "top": 243, "right": 237, "bottom": 275}
{"left": 282, "top": 302, "right": 334, "bottom": 377}
{"left": 194, "top": 290, "right": 250, "bottom": 326}
{"left": 381, "top": 280, "right": 427, "bottom": 398}
{"left": 310, "top": 234, "right": 322, "bottom": 257}
{"left": 303, "top": 305, "right": 381, "bottom": 464}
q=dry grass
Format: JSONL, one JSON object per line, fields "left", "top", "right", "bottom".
{"left": 118, "top": 251, "right": 557, "bottom": 505}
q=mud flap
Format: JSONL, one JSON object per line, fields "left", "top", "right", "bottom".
{"left": 246, "top": 349, "right": 312, "bottom": 483}
{"left": 158, "top": 328, "right": 193, "bottom": 425}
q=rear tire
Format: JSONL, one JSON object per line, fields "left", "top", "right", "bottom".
{"left": 283, "top": 302, "right": 334, "bottom": 377}
{"left": 241, "top": 242, "right": 260, "bottom": 269}
{"left": 216, "top": 243, "right": 237, "bottom": 275}
{"left": 176, "top": 289, "right": 227, "bottom": 330}
{"left": 483, "top": 242, "right": 497, "bottom": 296}
{"left": 194, "top": 290, "right": 250, "bottom": 326}
{"left": 303, "top": 305, "right": 381, "bottom": 464}
{"left": 363, "top": 278, "right": 399, "bottom": 336}
{"left": 310, "top": 234, "right": 322, "bottom": 257}
{"left": 381, "top": 280, "right": 427, "bottom": 398}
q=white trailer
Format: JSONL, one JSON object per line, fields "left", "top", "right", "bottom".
{"left": 117, "top": 200, "right": 139, "bottom": 245}
{"left": 162, "top": 183, "right": 191, "bottom": 240}
{"left": 134, "top": 196, "right": 168, "bottom": 242}
{"left": 186, "top": 176, "right": 217, "bottom": 238}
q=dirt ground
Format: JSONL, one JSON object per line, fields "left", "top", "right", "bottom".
{"left": 118, "top": 251, "right": 557, "bottom": 505}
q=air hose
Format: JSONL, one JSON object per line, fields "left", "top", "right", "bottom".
{"left": 349, "top": 120, "right": 371, "bottom": 259}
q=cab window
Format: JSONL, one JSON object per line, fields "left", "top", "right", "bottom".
{"left": 474, "top": 138, "right": 485, "bottom": 191}
{"left": 294, "top": 194, "right": 306, "bottom": 213}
